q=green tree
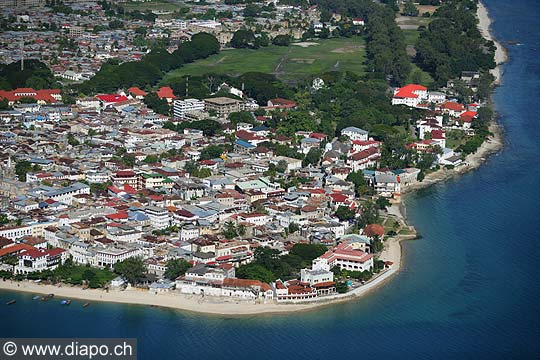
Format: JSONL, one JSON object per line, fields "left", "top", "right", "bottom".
{"left": 335, "top": 205, "right": 356, "bottom": 221}
{"left": 236, "top": 263, "right": 275, "bottom": 283}
{"left": 0, "top": 213, "right": 9, "bottom": 225}
{"left": 15, "top": 160, "right": 32, "bottom": 181}
{"left": 121, "top": 154, "right": 136, "bottom": 167}
{"left": 376, "top": 196, "right": 391, "bottom": 210}
{"left": 371, "top": 235, "right": 384, "bottom": 253}
{"left": 113, "top": 257, "right": 146, "bottom": 285}
{"left": 289, "top": 243, "right": 327, "bottom": 262}
{"left": 223, "top": 221, "right": 238, "bottom": 239}
{"left": 402, "top": 1, "right": 419, "bottom": 16}
{"left": 143, "top": 155, "right": 159, "bottom": 164}
{"left": 163, "top": 258, "right": 192, "bottom": 280}
{"left": 272, "top": 34, "right": 291, "bottom": 46}
{"left": 302, "top": 147, "right": 322, "bottom": 167}
{"left": 336, "top": 281, "right": 348, "bottom": 293}
{"left": 66, "top": 133, "right": 80, "bottom": 146}
{"left": 357, "top": 200, "right": 379, "bottom": 228}
{"left": 231, "top": 29, "right": 257, "bottom": 49}
{"left": 144, "top": 92, "right": 170, "bottom": 115}
{"left": 200, "top": 145, "right": 225, "bottom": 160}
{"left": 288, "top": 222, "right": 299, "bottom": 234}
{"left": 346, "top": 171, "right": 371, "bottom": 196}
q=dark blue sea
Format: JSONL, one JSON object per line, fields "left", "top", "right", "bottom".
{"left": 2, "top": 1, "right": 540, "bottom": 358}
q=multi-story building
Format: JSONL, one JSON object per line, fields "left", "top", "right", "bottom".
{"left": 204, "top": 97, "right": 241, "bottom": 118}
{"left": 111, "top": 170, "right": 140, "bottom": 190}
{"left": 314, "top": 242, "right": 374, "bottom": 272}
{"left": 173, "top": 98, "right": 205, "bottom": 119}
{"left": 145, "top": 206, "right": 170, "bottom": 229}
{"left": 94, "top": 245, "right": 143, "bottom": 268}
{"left": 15, "top": 247, "right": 67, "bottom": 274}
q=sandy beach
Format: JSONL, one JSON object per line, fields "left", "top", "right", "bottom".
{"left": 0, "top": 2, "right": 506, "bottom": 317}
{"left": 402, "top": 2, "right": 508, "bottom": 194}
{"left": 477, "top": 1, "right": 508, "bottom": 84}
{"left": 0, "top": 232, "right": 407, "bottom": 316}
{"left": 0, "top": 205, "right": 412, "bottom": 316}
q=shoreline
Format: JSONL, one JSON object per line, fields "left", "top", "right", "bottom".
{"left": 0, "top": 2, "right": 507, "bottom": 317}
{"left": 477, "top": 1, "right": 508, "bottom": 85}
{"left": 402, "top": 0, "right": 508, "bottom": 195}
{"left": 0, "top": 209, "right": 415, "bottom": 316}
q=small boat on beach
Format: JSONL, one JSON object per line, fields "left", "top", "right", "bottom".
{"left": 47, "top": 293, "right": 54, "bottom": 298}
{"left": 6, "top": 300, "right": 16, "bottom": 305}
{"left": 60, "top": 299, "right": 71, "bottom": 306}
{"left": 82, "top": 303, "right": 90, "bottom": 308}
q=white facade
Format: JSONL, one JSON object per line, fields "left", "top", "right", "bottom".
{"left": 341, "top": 126, "right": 368, "bottom": 141}
{"left": 173, "top": 98, "right": 205, "bottom": 118}
{"left": 145, "top": 206, "right": 170, "bottom": 229}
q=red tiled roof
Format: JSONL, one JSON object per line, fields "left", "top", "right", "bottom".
{"left": 268, "top": 98, "right": 297, "bottom": 108}
{"left": 431, "top": 129, "right": 445, "bottom": 140}
{"left": 156, "top": 87, "right": 176, "bottom": 100}
{"left": 364, "top": 223, "right": 384, "bottom": 237}
{"left": 106, "top": 212, "right": 128, "bottom": 220}
{"left": 350, "top": 146, "right": 380, "bottom": 161}
{"left": 394, "top": 84, "right": 427, "bottom": 99}
{"left": 329, "top": 193, "right": 347, "bottom": 203}
{"left": 312, "top": 281, "right": 336, "bottom": 288}
{"left": 0, "top": 88, "right": 60, "bottom": 103}
{"left": 460, "top": 111, "right": 477, "bottom": 122}
{"left": 443, "top": 101, "right": 465, "bottom": 112}
{"left": 0, "top": 243, "right": 34, "bottom": 257}
{"left": 96, "top": 94, "right": 129, "bottom": 103}
{"left": 310, "top": 132, "right": 328, "bottom": 140}
{"left": 128, "top": 87, "right": 147, "bottom": 97}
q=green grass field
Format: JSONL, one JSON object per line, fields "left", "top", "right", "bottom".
{"left": 163, "top": 37, "right": 366, "bottom": 83}
{"left": 123, "top": 0, "right": 181, "bottom": 12}
{"left": 403, "top": 29, "right": 421, "bottom": 46}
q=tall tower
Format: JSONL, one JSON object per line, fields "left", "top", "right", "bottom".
{"left": 20, "top": 38, "right": 24, "bottom": 71}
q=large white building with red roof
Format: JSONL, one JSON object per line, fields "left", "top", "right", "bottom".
{"left": 315, "top": 242, "right": 374, "bottom": 272}
{"left": 392, "top": 84, "right": 447, "bottom": 108}
{"left": 0, "top": 88, "right": 62, "bottom": 105}
{"left": 392, "top": 84, "right": 428, "bottom": 107}
{"left": 15, "top": 247, "right": 67, "bottom": 274}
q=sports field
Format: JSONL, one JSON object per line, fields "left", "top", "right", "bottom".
{"left": 123, "top": 0, "right": 181, "bottom": 12}
{"left": 163, "top": 37, "right": 366, "bottom": 83}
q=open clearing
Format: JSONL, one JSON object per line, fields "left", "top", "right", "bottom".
{"left": 163, "top": 37, "right": 366, "bottom": 83}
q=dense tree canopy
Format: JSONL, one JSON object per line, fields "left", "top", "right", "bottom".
{"left": 415, "top": 0, "right": 496, "bottom": 86}
{"left": 79, "top": 33, "right": 220, "bottom": 94}
{"left": 0, "top": 60, "right": 56, "bottom": 90}
{"left": 313, "top": 0, "right": 411, "bottom": 85}
{"left": 113, "top": 257, "right": 147, "bottom": 285}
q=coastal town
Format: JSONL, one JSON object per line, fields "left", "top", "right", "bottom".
{"left": 0, "top": 0, "right": 503, "bottom": 313}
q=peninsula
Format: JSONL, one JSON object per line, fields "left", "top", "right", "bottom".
{"left": 0, "top": 0, "right": 504, "bottom": 315}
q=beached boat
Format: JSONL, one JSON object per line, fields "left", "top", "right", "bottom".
{"left": 6, "top": 300, "right": 16, "bottom": 305}
{"left": 47, "top": 293, "right": 54, "bottom": 298}
{"left": 60, "top": 299, "right": 71, "bottom": 306}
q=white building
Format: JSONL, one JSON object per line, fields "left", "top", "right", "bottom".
{"left": 173, "top": 98, "right": 205, "bottom": 118}
{"left": 315, "top": 242, "right": 374, "bottom": 272}
{"left": 94, "top": 245, "right": 143, "bottom": 268}
{"left": 85, "top": 171, "right": 109, "bottom": 184}
{"left": 341, "top": 126, "right": 368, "bottom": 141}
{"left": 391, "top": 84, "right": 428, "bottom": 107}
{"left": 15, "top": 248, "right": 67, "bottom": 274}
{"left": 145, "top": 206, "right": 170, "bottom": 229}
